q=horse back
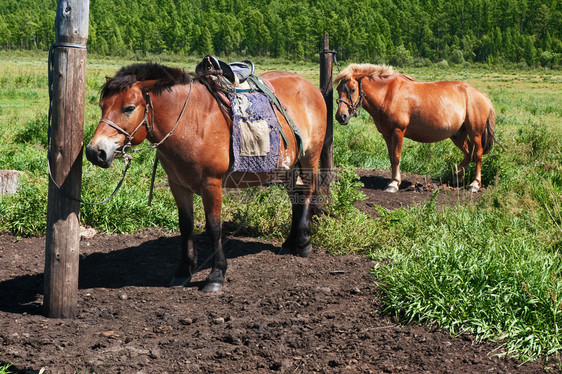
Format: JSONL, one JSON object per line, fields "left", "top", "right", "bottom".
{"left": 260, "top": 71, "right": 327, "bottom": 164}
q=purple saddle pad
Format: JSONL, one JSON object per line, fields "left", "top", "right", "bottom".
{"left": 229, "top": 91, "right": 281, "bottom": 173}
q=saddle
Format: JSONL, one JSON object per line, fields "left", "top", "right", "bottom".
{"left": 195, "top": 55, "right": 304, "bottom": 158}
{"left": 195, "top": 55, "right": 254, "bottom": 86}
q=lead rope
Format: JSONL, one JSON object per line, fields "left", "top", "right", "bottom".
{"left": 137, "top": 81, "right": 193, "bottom": 206}
{"left": 48, "top": 43, "right": 192, "bottom": 205}
{"left": 48, "top": 43, "right": 133, "bottom": 205}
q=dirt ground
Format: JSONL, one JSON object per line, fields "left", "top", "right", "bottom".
{"left": 0, "top": 170, "right": 558, "bottom": 373}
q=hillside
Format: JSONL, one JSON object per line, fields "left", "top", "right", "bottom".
{"left": 0, "top": 0, "right": 560, "bottom": 66}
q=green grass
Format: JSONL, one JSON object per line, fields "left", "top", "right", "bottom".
{"left": 0, "top": 51, "right": 561, "bottom": 367}
{"left": 0, "top": 363, "right": 12, "bottom": 374}
{"left": 372, "top": 204, "right": 562, "bottom": 361}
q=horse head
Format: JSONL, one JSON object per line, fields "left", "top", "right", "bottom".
{"left": 86, "top": 80, "right": 153, "bottom": 168}
{"left": 335, "top": 77, "right": 363, "bottom": 125}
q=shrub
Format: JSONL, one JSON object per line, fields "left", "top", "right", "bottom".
{"left": 14, "top": 114, "right": 48, "bottom": 147}
{"left": 450, "top": 49, "right": 465, "bottom": 64}
{"left": 391, "top": 45, "right": 414, "bottom": 67}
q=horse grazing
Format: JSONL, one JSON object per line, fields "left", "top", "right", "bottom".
{"left": 86, "top": 62, "right": 327, "bottom": 292}
{"left": 335, "top": 64, "right": 496, "bottom": 192}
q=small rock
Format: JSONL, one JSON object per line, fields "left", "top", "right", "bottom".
{"left": 80, "top": 226, "right": 97, "bottom": 240}
{"left": 213, "top": 317, "right": 225, "bottom": 324}
{"left": 179, "top": 317, "right": 194, "bottom": 325}
{"left": 101, "top": 331, "right": 120, "bottom": 339}
{"left": 119, "top": 293, "right": 128, "bottom": 300}
{"left": 153, "top": 325, "right": 173, "bottom": 334}
{"left": 149, "top": 348, "right": 161, "bottom": 359}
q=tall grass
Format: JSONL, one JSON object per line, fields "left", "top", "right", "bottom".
{"left": 0, "top": 51, "right": 561, "bottom": 366}
{"left": 373, "top": 204, "right": 562, "bottom": 362}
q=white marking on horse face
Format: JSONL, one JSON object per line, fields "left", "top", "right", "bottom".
{"left": 88, "top": 134, "right": 121, "bottom": 161}
{"left": 94, "top": 134, "right": 120, "bottom": 151}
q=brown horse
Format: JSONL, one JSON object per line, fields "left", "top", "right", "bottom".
{"left": 86, "top": 63, "right": 326, "bottom": 292}
{"left": 335, "top": 64, "right": 496, "bottom": 192}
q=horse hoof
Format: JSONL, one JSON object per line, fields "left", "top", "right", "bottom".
{"left": 279, "top": 242, "right": 311, "bottom": 257}
{"left": 170, "top": 276, "right": 191, "bottom": 287}
{"left": 278, "top": 246, "right": 293, "bottom": 255}
{"left": 279, "top": 241, "right": 296, "bottom": 255}
{"left": 468, "top": 185, "right": 480, "bottom": 193}
{"left": 385, "top": 185, "right": 398, "bottom": 193}
{"left": 201, "top": 281, "right": 223, "bottom": 293}
{"left": 296, "top": 243, "right": 312, "bottom": 258}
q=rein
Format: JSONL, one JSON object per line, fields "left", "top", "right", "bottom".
{"left": 336, "top": 80, "right": 365, "bottom": 117}
{"left": 97, "top": 80, "right": 193, "bottom": 206}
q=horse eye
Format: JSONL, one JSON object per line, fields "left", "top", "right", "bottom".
{"left": 350, "top": 89, "right": 356, "bottom": 94}
{"left": 123, "top": 105, "right": 135, "bottom": 114}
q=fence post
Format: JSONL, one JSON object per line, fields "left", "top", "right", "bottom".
{"left": 44, "top": 0, "right": 89, "bottom": 318}
{"left": 319, "top": 33, "right": 335, "bottom": 190}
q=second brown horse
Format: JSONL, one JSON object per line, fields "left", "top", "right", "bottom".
{"left": 335, "top": 64, "right": 496, "bottom": 193}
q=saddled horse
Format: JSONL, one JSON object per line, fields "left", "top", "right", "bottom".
{"left": 335, "top": 64, "right": 496, "bottom": 192}
{"left": 86, "top": 62, "right": 326, "bottom": 292}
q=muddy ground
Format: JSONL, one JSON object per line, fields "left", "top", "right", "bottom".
{"left": 0, "top": 170, "right": 558, "bottom": 373}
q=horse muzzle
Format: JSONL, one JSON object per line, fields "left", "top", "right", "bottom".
{"left": 335, "top": 111, "right": 350, "bottom": 125}
{"left": 86, "top": 140, "right": 118, "bottom": 168}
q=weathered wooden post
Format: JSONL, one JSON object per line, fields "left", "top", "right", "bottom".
{"left": 44, "top": 0, "right": 89, "bottom": 318}
{"left": 319, "top": 33, "right": 335, "bottom": 189}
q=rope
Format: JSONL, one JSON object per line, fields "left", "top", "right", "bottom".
{"left": 320, "top": 48, "right": 340, "bottom": 74}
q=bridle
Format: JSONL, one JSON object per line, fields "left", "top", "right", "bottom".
{"left": 99, "top": 92, "right": 154, "bottom": 155}
{"left": 48, "top": 81, "right": 193, "bottom": 206}
{"left": 336, "top": 79, "right": 365, "bottom": 117}
{"left": 100, "top": 80, "right": 193, "bottom": 159}
{"left": 93, "top": 81, "right": 193, "bottom": 206}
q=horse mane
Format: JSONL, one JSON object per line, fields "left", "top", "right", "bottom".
{"left": 100, "top": 62, "right": 232, "bottom": 120}
{"left": 334, "top": 64, "right": 415, "bottom": 84}
{"left": 100, "top": 63, "right": 193, "bottom": 98}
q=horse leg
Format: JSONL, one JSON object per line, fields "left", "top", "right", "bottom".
{"left": 281, "top": 167, "right": 314, "bottom": 257}
{"left": 200, "top": 178, "right": 227, "bottom": 292}
{"left": 169, "top": 184, "right": 196, "bottom": 287}
{"left": 468, "top": 135, "right": 484, "bottom": 192}
{"left": 450, "top": 129, "right": 473, "bottom": 179}
{"left": 383, "top": 129, "right": 405, "bottom": 193}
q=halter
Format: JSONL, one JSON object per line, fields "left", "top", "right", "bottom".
{"left": 97, "top": 81, "right": 193, "bottom": 206}
{"left": 50, "top": 81, "right": 193, "bottom": 206}
{"left": 336, "top": 79, "right": 365, "bottom": 117}
{"left": 100, "top": 81, "right": 193, "bottom": 158}
{"left": 100, "top": 92, "right": 154, "bottom": 149}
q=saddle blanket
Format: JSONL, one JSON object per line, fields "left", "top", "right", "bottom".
{"left": 229, "top": 91, "right": 281, "bottom": 172}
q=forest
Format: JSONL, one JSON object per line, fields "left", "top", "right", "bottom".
{"left": 0, "top": 0, "right": 561, "bottom": 66}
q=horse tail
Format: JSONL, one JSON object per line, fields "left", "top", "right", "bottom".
{"left": 482, "top": 101, "right": 497, "bottom": 155}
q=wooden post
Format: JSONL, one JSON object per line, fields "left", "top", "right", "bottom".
{"left": 319, "top": 33, "right": 335, "bottom": 189}
{"left": 44, "top": 0, "right": 89, "bottom": 318}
